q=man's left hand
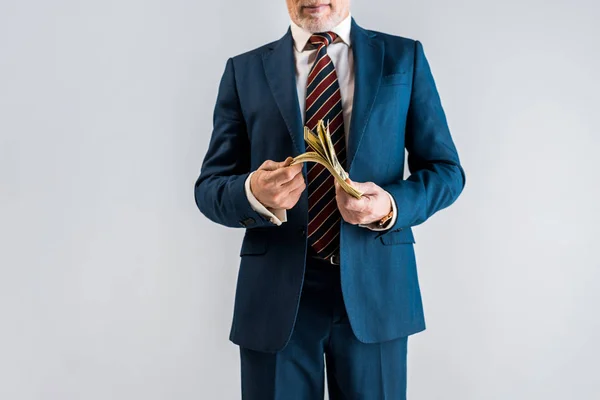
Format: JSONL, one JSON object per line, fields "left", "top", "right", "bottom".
{"left": 334, "top": 178, "right": 392, "bottom": 225}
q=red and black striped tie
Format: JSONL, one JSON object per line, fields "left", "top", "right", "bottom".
{"left": 305, "top": 32, "right": 346, "bottom": 259}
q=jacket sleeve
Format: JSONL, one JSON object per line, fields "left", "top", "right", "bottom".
{"left": 194, "top": 58, "right": 273, "bottom": 229}
{"left": 381, "top": 40, "right": 466, "bottom": 233}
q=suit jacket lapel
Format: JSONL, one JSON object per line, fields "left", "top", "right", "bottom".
{"left": 262, "top": 22, "right": 383, "bottom": 164}
{"left": 263, "top": 29, "right": 305, "bottom": 156}
{"left": 347, "top": 19, "right": 384, "bottom": 172}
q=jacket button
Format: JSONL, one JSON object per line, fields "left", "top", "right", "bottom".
{"left": 299, "top": 227, "right": 306, "bottom": 237}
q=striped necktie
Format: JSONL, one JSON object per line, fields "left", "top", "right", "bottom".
{"left": 305, "top": 32, "right": 346, "bottom": 259}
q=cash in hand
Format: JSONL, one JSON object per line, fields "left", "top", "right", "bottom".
{"left": 291, "top": 120, "right": 363, "bottom": 199}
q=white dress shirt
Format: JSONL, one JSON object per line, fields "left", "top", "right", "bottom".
{"left": 244, "top": 14, "right": 397, "bottom": 230}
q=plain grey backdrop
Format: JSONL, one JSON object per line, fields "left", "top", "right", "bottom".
{"left": 1, "top": 0, "right": 599, "bottom": 399}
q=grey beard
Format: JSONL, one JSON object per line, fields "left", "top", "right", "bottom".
{"left": 298, "top": 14, "right": 342, "bottom": 33}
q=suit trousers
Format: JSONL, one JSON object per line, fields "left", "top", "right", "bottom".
{"left": 239, "top": 249, "right": 409, "bottom": 399}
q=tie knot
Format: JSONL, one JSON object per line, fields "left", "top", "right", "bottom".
{"left": 309, "top": 32, "right": 338, "bottom": 48}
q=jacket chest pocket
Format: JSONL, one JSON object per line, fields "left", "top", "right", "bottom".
{"left": 381, "top": 72, "right": 410, "bottom": 86}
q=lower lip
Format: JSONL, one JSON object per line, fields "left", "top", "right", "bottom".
{"left": 304, "top": 5, "right": 329, "bottom": 13}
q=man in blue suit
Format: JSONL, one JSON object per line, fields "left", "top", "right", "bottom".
{"left": 194, "top": 0, "right": 465, "bottom": 398}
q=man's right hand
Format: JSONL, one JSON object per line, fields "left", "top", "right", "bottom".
{"left": 250, "top": 157, "right": 306, "bottom": 210}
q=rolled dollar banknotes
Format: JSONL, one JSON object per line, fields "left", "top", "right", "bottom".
{"left": 291, "top": 120, "right": 363, "bottom": 199}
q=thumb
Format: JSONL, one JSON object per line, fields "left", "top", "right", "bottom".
{"left": 335, "top": 178, "right": 349, "bottom": 196}
{"left": 260, "top": 157, "right": 293, "bottom": 171}
{"left": 345, "top": 178, "right": 369, "bottom": 194}
{"left": 345, "top": 177, "right": 362, "bottom": 190}
{"left": 281, "top": 156, "right": 294, "bottom": 167}
{"left": 275, "top": 156, "right": 294, "bottom": 168}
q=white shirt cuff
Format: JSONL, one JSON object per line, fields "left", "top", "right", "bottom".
{"left": 244, "top": 172, "right": 287, "bottom": 226}
{"left": 358, "top": 190, "right": 397, "bottom": 231}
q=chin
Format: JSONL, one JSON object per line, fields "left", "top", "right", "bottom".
{"left": 299, "top": 14, "right": 338, "bottom": 33}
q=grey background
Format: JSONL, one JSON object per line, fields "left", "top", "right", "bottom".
{"left": 1, "top": 0, "right": 599, "bottom": 399}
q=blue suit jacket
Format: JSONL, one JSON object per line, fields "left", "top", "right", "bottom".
{"left": 194, "top": 19, "right": 466, "bottom": 353}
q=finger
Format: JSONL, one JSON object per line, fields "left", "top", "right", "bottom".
{"left": 345, "top": 179, "right": 375, "bottom": 196}
{"left": 264, "top": 159, "right": 300, "bottom": 182}
{"left": 334, "top": 179, "right": 342, "bottom": 194}
{"left": 344, "top": 194, "right": 368, "bottom": 212}
{"left": 287, "top": 183, "right": 307, "bottom": 202}
{"left": 336, "top": 178, "right": 358, "bottom": 200}
{"left": 337, "top": 206, "right": 355, "bottom": 225}
{"left": 336, "top": 185, "right": 354, "bottom": 215}
{"left": 357, "top": 180, "right": 379, "bottom": 195}
{"left": 282, "top": 171, "right": 306, "bottom": 191}
{"left": 272, "top": 164, "right": 303, "bottom": 185}
{"left": 259, "top": 160, "right": 277, "bottom": 171}
{"left": 335, "top": 181, "right": 353, "bottom": 206}
{"left": 283, "top": 180, "right": 308, "bottom": 209}
{"left": 286, "top": 162, "right": 304, "bottom": 175}
{"left": 274, "top": 160, "right": 302, "bottom": 178}
{"left": 260, "top": 157, "right": 294, "bottom": 172}
{"left": 345, "top": 177, "right": 363, "bottom": 193}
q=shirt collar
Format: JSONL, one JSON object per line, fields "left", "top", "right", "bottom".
{"left": 290, "top": 13, "right": 352, "bottom": 52}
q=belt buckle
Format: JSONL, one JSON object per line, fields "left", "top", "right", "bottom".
{"left": 329, "top": 254, "right": 340, "bottom": 265}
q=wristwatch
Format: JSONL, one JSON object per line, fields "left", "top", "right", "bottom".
{"left": 378, "top": 209, "right": 394, "bottom": 227}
